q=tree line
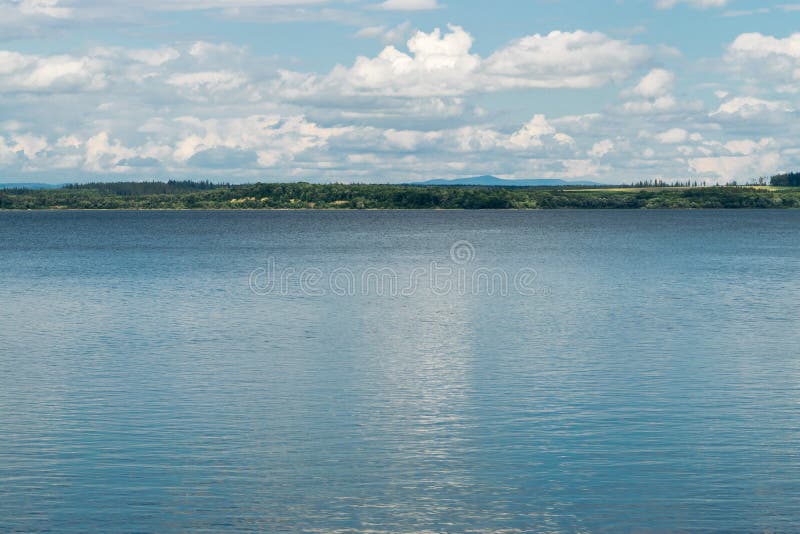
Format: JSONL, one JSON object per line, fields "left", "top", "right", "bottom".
{"left": 2, "top": 180, "right": 800, "bottom": 210}
{"left": 770, "top": 172, "right": 800, "bottom": 187}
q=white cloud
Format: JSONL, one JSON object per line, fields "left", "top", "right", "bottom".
{"left": 508, "top": 115, "right": 555, "bottom": 149}
{"left": 0, "top": 51, "right": 29, "bottom": 75}
{"left": 310, "top": 25, "right": 481, "bottom": 98}
{"left": 483, "top": 30, "right": 650, "bottom": 90}
{"left": 171, "top": 114, "right": 352, "bottom": 168}
{"left": 376, "top": 113, "right": 576, "bottom": 155}
{"left": 375, "top": 0, "right": 441, "bottom": 11}
{"left": 622, "top": 95, "right": 677, "bottom": 113}
{"left": 0, "top": 0, "right": 367, "bottom": 40}
{"left": 129, "top": 47, "right": 180, "bottom": 66}
{"left": 631, "top": 68, "right": 674, "bottom": 98}
{"left": 384, "top": 22, "right": 412, "bottom": 44}
{"left": 11, "top": 133, "right": 48, "bottom": 156}
{"left": 656, "top": 128, "right": 689, "bottom": 144}
{"left": 656, "top": 0, "right": 728, "bottom": 9}
{"left": 553, "top": 133, "right": 576, "bottom": 145}
{"left": 355, "top": 22, "right": 412, "bottom": 45}
{"left": 726, "top": 32, "right": 800, "bottom": 92}
{"left": 621, "top": 69, "right": 679, "bottom": 114}
{"left": 685, "top": 134, "right": 785, "bottom": 181}
{"left": 728, "top": 32, "right": 800, "bottom": 60}
{"left": 276, "top": 26, "right": 650, "bottom": 100}
{"left": 382, "top": 128, "right": 441, "bottom": 150}
{"left": 724, "top": 138, "right": 775, "bottom": 155}
{"left": 56, "top": 135, "right": 81, "bottom": 148}
{"left": 18, "top": 0, "right": 72, "bottom": 18}
{"left": 355, "top": 25, "right": 386, "bottom": 39}
{"left": 84, "top": 131, "right": 135, "bottom": 172}
{"left": 689, "top": 153, "right": 780, "bottom": 181}
{"left": 711, "top": 96, "right": 792, "bottom": 119}
{"left": 0, "top": 50, "right": 107, "bottom": 92}
{"left": 188, "top": 41, "right": 249, "bottom": 62}
{"left": 0, "top": 20, "right": 798, "bottom": 184}
{"left": 589, "top": 139, "right": 614, "bottom": 158}
{"left": 166, "top": 70, "right": 249, "bottom": 100}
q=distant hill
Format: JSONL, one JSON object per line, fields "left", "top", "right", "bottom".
{"left": 415, "top": 175, "right": 601, "bottom": 187}
{"left": 0, "top": 183, "right": 62, "bottom": 190}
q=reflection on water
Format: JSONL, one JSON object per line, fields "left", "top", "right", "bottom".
{"left": 1, "top": 210, "right": 800, "bottom": 532}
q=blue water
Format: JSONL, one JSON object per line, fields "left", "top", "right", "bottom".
{"left": 1, "top": 210, "right": 799, "bottom": 532}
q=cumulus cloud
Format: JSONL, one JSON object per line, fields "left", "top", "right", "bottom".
{"left": 621, "top": 69, "right": 678, "bottom": 114}
{"left": 724, "top": 138, "right": 775, "bottom": 156}
{"left": 689, "top": 153, "right": 780, "bottom": 181}
{"left": 84, "top": 132, "right": 135, "bottom": 172}
{"left": 656, "top": 128, "right": 689, "bottom": 144}
{"left": 5, "top": 132, "right": 48, "bottom": 157}
{"left": 170, "top": 115, "right": 352, "bottom": 168}
{"left": 0, "top": 42, "right": 270, "bottom": 102}
{"left": 508, "top": 115, "right": 574, "bottom": 149}
{"left": 275, "top": 26, "right": 650, "bottom": 100}
{"left": 483, "top": 30, "right": 650, "bottom": 89}
{"left": 588, "top": 139, "right": 615, "bottom": 158}
{"left": 1, "top": 17, "right": 799, "bottom": 184}
{"left": 0, "top": 50, "right": 107, "bottom": 92}
{"left": 726, "top": 32, "right": 800, "bottom": 92}
{"left": 631, "top": 68, "right": 674, "bottom": 98}
{"left": 311, "top": 25, "right": 479, "bottom": 97}
{"left": 361, "top": 113, "right": 576, "bottom": 156}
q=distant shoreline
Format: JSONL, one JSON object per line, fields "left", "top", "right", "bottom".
{"left": 2, "top": 206, "right": 800, "bottom": 212}
{"left": 2, "top": 182, "right": 800, "bottom": 210}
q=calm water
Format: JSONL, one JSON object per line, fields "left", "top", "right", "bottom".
{"left": 1, "top": 210, "right": 799, "bottom": 533}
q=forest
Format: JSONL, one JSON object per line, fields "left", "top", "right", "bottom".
{"left": 769, "top": 172, "right": 800, "bottom": 187}
{"left": 1, "top": 177, "right": 799, "bottom": 210}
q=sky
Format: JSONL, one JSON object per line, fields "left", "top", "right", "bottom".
{"left": 0, "top": 0, "right": 799, "bottom": 184}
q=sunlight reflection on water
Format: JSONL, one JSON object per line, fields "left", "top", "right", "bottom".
{"left": 1, "top": 210, "right": 799, "bottom": 532}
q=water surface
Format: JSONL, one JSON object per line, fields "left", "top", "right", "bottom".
{"left": 1, "top": 210, "right": 799, "bottom": 532}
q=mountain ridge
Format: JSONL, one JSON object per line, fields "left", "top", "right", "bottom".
{"left": 414, "top": 175, "right": 602, "bottom": 187}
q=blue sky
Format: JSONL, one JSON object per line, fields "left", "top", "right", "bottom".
{"left": 0, "top": 0, "right": 799, "bottom": 184}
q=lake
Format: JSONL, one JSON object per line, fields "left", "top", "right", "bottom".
{"left": 1, "top": 210, "right": 799, "bottom": 532}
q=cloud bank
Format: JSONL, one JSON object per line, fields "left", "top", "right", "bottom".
{"left": 0, "top": 1, "right": 799, "bottom": 184}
